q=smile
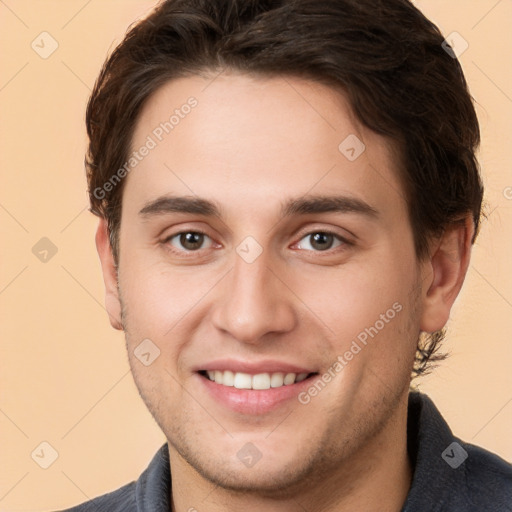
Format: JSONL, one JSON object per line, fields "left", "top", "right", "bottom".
{"left": 201, "top": 370, "right": 313, "bottom": 390}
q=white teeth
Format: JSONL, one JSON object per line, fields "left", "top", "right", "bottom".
{"left": 223, "top": 370, "right": 235, "bottom": 386}
{"left": 234, "top": 372, "right": 252, "bottom": 389}
{"left": 270, "top": 372, "right": 285, "bottom": 388}
{"left": 283, "top": 373, "right": 296, "bottom": 385}
{"left": 252, "top": 373, "right": 271, "bottom": 390}
{"left": 204, "top": 370, "right": 311, "bottom": 389}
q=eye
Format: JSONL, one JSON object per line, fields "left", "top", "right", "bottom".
{"left": 162, "top": 229, "right": 350, "bottom": 256}
{"left": 295, "top": 231, "right": 347, "bottom": 252}
{"left": 164, "top": 231, "right": 214, "bottom": 252}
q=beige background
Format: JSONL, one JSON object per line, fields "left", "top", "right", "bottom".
{"left": 0, "top": 1, "right": 511, "bottom": 510}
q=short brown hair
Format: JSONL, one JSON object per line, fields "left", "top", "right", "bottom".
{"left": 85, "top": 0, "right": 483, "bottom": 377}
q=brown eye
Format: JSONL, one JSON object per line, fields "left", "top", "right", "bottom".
{"left": 167, "top": 231, "right": 212, "bottom": 252}
{"left": 309, "top": 232, "right": 334, "bottom": 251}
{"left": 180, "top": 232, "right": 203, "bottom": 250}
{"left": 296, "top": 231, "right": 346, "bottom": 252}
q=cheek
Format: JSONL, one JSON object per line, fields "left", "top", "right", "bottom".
{"left": 293, "top": 252, "right": 419, "bottom": 379}
{"left": 118, "top": 256, "right": 219, "bottom": 349}
{"left": 295, "top": 259, "right": 413, "bottom": 338}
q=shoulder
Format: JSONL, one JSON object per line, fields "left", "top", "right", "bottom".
{"left": 404, "top": 392, "right": 512, "bottom": 512}
{"left": 461, "top": 440, "right": 512, "bottom": 510}
{"left": 55, "top": 481, "right": 137, "bottom": 511}
{"left": 54, "top": 443, "right": 170, "bottom": 512}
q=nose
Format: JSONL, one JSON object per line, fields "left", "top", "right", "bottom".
{"left": 210, "top": 250, "right": 297, "bottom": 345}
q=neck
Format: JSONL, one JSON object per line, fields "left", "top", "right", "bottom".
{"left": 170, "top": 391, "right": 412, "bottom": 512}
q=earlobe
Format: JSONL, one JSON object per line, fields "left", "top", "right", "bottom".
{"left": 419, "top": 216, "right": 475, "bottom": 333}
{"left": 95, "top": 218, "right": 123, "bottom": 331}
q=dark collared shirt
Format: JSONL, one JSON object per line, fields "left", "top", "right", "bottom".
{"left": 59, "top": 392, "right": 512, "bottom": 511}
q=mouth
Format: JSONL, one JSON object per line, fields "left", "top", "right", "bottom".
{"left": 193, "top": 358, "right": 322, "bottom": 414}
{"left": 195, "top": 365, "right": 320, "bottom": 414}
{"left": 198, "top": 370, "right": 318, "bottom": 390}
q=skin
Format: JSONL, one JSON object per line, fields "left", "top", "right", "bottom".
{"left": 96, "top": 72, "right": 474, "bottom": 512}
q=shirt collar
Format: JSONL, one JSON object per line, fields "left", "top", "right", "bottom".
{"left": 401, "top": 391, "right": 465, "bottom": 511}
{"left": 135, "top": 441, "right": 171, "bottom": 512}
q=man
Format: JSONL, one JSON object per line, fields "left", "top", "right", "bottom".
{"left": 61, "top": 0, "right": 512, "bottom": 510}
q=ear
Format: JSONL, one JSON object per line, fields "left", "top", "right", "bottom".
{"left": 420, "top": 216, "right": 475, "bottom": 333}
{"left": 95, "top": 218, "right": 123, "bottom": 330}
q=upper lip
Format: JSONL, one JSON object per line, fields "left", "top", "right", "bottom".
{"left": 195, "top": 359, "right": 316, "bottom": 375}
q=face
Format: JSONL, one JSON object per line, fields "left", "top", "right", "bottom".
{"left": 107, "top": 72, "right": 430, "bottom": 494}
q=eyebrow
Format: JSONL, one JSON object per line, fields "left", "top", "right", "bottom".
{"left": 139, "top": 194, "right": 379, "bottom": 220}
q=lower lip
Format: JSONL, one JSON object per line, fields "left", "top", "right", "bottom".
{"left": 197, "top": 373, "right": 316, "bottom": 415}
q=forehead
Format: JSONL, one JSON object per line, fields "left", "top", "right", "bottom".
{"left": 125, "top": 72, "right": 406, "bottom": 224}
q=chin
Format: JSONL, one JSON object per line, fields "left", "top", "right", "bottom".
{"left": 187, "top": 455, "right": 317, "bottom": 498}
{"left": 165, "top": 424, "right": 320, "bottom": 495}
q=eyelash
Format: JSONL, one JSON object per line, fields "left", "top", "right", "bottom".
{"left": 161, "top": 229, "right": 352, "bottom": 257}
